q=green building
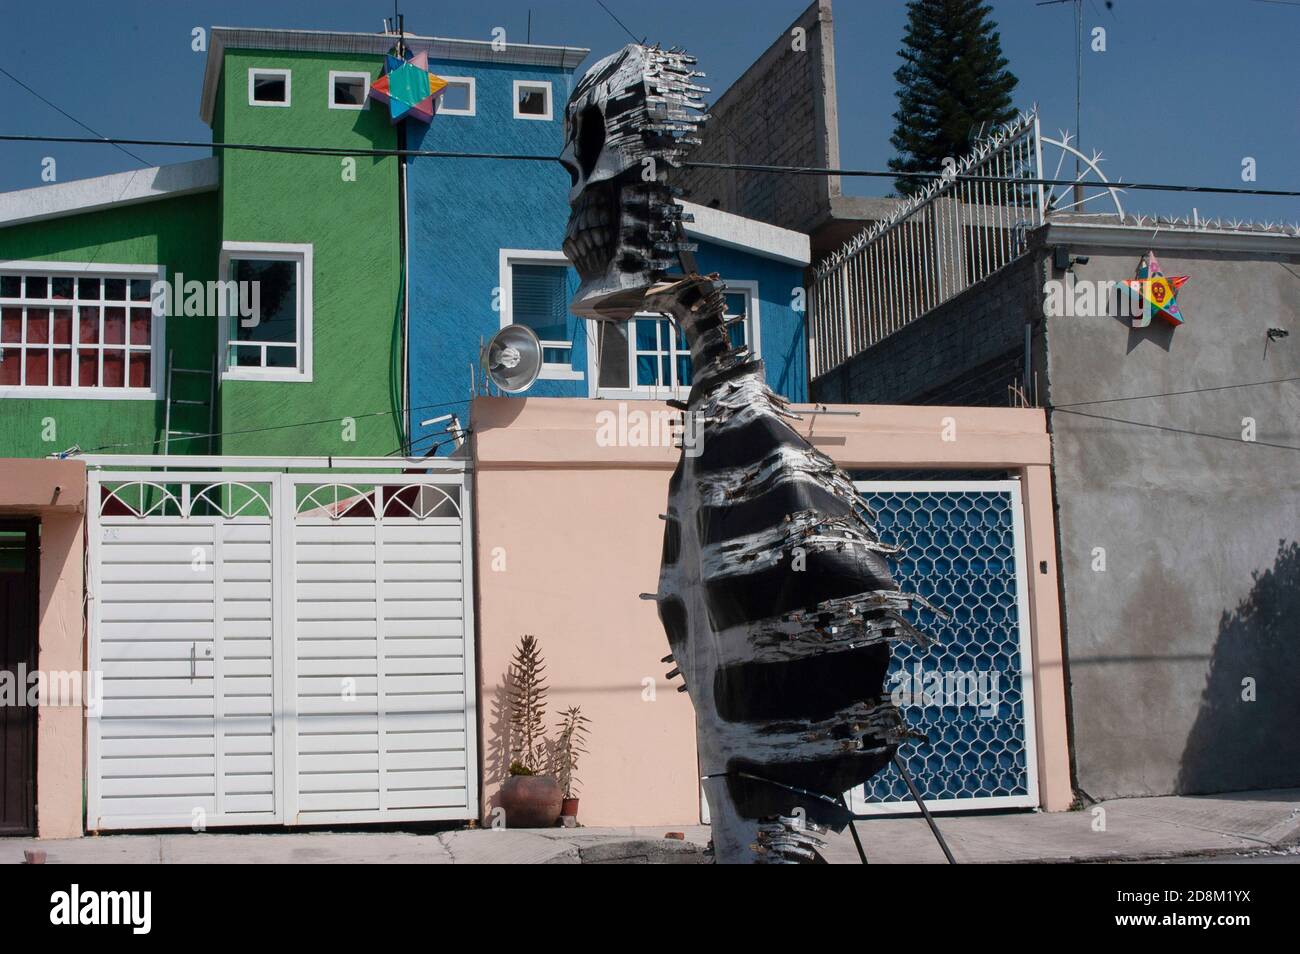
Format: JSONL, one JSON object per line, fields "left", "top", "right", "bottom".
{"left": 0, "top": 30, "right": 406, "bottom": 459}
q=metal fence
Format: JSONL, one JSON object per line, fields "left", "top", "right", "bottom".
{"left": 809, "top": 111, "right": 1045, "bottom": 378}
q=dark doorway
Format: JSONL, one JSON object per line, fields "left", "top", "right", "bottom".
{"left": 0, "top": 520, "right": 39, "bottom": 835}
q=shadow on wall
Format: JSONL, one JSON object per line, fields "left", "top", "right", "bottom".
{"left": 485, "top": 673, "right": 515, "bottom": 797}
{"left": 1177, "top": 540, "right": 1300, "bottom": 794}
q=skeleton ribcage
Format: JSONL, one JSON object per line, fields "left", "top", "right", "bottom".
{"left": 651, "top": 277, "right": 930, "bottom": 862}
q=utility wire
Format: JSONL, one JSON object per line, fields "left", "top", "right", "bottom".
{"left": 587, "top": 0, "right": 757, "bottom": 162}
{"left": 1050, "top": 375, "right": 1300, "bottom": 409}
{"left": 682, "top": 160, "right": 1300, "bottom": 199}
{"left": 0, "top": 68, "right": 149, "bottom": 166}
{"left": 390, "top": 428, "right": 474, "bottom": 458}
{"left": 0, "top": 134, "right": 555, "bottom": 162}
{"left": 76, "top": 397, "right": 471, "bottom": 454}
{"left": 594, "top": 0, "right": 642, "bottom": 43}
{"left": 1051, "top": 407, "right": 1300, "bottom": 452}
{"left": 3, "top": 134, "right": 1297, "bottom": 198}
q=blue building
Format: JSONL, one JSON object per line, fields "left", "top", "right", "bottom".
{"left": 398, "top": 36, "right": 812, "bottom": 454}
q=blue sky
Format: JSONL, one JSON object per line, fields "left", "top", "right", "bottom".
{"left": 1, "top": 0, "right": 1296, "bottom": 223}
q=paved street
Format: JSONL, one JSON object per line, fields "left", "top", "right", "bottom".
{"left": 3, "top": 788, "right": 1297, "bottom": 864}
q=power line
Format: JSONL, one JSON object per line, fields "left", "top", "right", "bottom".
{"left": 3, "top": 133, "right": 1298, "bottom": 199}
{"left": 585, "top": 0, "right": 782, "bottom": 177}
{"left": 0, "top": 133, "right": 555, "bottom": 163}
{"left": 594, "top": 0, "right": 642, "bottom": 43}
{"left": 682, "top": 160, "right": 1300, "bottom": 199}
{"left": 1051, "top": 407, "right": 1300, "bottom": 452}
{"left": 390, "top": 428, "right": 474, "bottom": 458}
{"left": 76, "top": 397, "right": 471, "bottom": 454}
{"left": 1050, "top": 375, "right": 1300, "bottom": 409}
{"left": 0, "top": 67, "right": 149, "bottom": 166}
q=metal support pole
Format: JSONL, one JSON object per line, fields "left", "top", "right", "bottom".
{"left": 893, "top": 752, "right": 957, "bottom": 864}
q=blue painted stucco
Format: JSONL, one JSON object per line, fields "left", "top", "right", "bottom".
{"left": 403, "top": 56, "right": 808, "bottom": 455}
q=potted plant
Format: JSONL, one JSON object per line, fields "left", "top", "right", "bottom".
{"left": 553, "top": 705, "right": 591, "bottom": 821}
{"left": 499, "top": 635, "right": 563, "bottom": 827}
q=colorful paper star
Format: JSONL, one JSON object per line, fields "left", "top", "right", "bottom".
{"left": 1124, "top": 251, "right": 1188, "bottom": 327}
{"left": 369, "top": 51, "right": 447, "bottom": 124}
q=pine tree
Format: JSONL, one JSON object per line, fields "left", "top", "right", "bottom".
{"left": 889, "top": 0, "right": 1019, "bottom": 196}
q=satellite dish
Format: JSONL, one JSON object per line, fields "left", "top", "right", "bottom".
{"left": 481, "top": 323, "right": 543, "bottom": 394}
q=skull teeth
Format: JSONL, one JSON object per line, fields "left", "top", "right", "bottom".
{"left": 565, "top": 184, "right": 617, "bottom": 276}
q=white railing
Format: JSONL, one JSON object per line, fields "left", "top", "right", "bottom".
{"left": 810, "top": 110, "right": 1045, "bottom": 378}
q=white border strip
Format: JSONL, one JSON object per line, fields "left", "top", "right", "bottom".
{"left": 0, "top": 159, "right": 219, "bottom": 229}
{"left": 679, "top": 200, "right": 810, "bottom": 266}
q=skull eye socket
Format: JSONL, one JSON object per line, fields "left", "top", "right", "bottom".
{"left": 575, "top": 104, "right": 606, "bottom": 181}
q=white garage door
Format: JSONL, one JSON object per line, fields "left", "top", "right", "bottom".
{"left": 87, "top": 470, "right": 477, "bottom": 832}
{"left": 287, "top": 480, "right": 474, "bottom": 823}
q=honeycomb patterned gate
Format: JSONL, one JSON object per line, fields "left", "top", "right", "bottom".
{"left": 849, "top": 480, "right": 1038, "bottom": 814}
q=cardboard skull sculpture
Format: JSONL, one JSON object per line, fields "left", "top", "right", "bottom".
{"left": 562, "top": 44, "right": 939, "bottom": 863}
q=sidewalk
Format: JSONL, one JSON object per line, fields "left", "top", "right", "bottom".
{"left": 4, "top": 789, "right": 1297, "bottom": 864}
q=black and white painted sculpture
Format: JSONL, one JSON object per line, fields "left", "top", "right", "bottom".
{"left": 561, "top": 45, "right": 937, "bottom": 863}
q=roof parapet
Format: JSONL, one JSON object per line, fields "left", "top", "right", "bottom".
{"left": 200, "top": 27, "right": 590, "bottom": 125}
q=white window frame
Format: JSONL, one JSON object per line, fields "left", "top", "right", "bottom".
{"left": 588, "top": 280, "right": 761, "bottom": 400}
{"left": 437, "top": 75, "right": 476, "bottom": 116}
{"left": 219, "top": 242, "right": 313, "bottom": 383}
{"left": 0, "top": 260, "right": 164, "bottom": 401}
{"left": 248, "top": 67, "right": 292, "bottom": 108}
{"left": 328, "top": 70, "right": 370, "bottom": 110}
{"left": 498, "top": 249, "right": 582, "bottom": 381}
{"left": 512, "top": 80, "right": 553, "bottom": 121}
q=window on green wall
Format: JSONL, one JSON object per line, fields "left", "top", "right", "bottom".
{"left": 329, "top": 71, "right": 370, "bottom": 110}
{"left": 248, "top": 68, "right": 291, "bottom": 107}
{"left": 219, "top": 243, "right": 313, "bottom": 382}
{"left": 0, "top": 263, "right": 162, "bottom": 398}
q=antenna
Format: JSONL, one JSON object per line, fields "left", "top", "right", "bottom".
{"left": 1037, "top": 0, "right": 1085, "bottom": 207}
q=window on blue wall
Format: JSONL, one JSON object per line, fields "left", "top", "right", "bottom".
{"left": 594, "top": 283, "right": 756, "bottom": 398}
{"left": 502, "top": 251, "right": 582, "bottom": 381}
{"left": 438, "top": 77, "right": 475, "bottom": 116}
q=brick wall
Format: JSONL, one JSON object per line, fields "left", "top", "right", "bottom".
{"left": 677, "top": 0, "right": 839, "bottom": 234}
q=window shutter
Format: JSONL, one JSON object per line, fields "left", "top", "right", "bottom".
{"left": 511, "top": 264, "right": 568, "bottom": 342}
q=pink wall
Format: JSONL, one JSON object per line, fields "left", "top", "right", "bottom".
{"left": 471, "top": 398, "right": 1072, "bottom": 825}
{"left": 0, "top": 458, "right": 86, "bottom": 838}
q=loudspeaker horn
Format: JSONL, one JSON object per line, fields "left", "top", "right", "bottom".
{"left": 481, "top": 323, "right": 543, "bottom": 394}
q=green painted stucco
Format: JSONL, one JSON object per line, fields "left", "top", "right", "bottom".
{"left": 0, "top": 192, "right": 218, "bottom": 458}
{"left": 215, "top": 49, "right": 402, "bottom": 457}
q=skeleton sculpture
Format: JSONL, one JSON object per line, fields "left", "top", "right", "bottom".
{"left": 561, "top": 45, "right": 937, "bottom": 863}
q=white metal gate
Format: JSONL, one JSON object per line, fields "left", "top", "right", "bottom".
{"left": 86, "top": 465, "right": 477, "bottom": 831}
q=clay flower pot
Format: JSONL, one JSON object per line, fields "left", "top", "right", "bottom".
{"left": 560, "top": 797, "right": 579, "bottom": 818}
{"left": 500, "top": 774, "right": 563, "bottom": 828}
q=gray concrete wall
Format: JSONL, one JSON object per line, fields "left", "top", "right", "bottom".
{"left": 1043, "top": 243, "right": 1300, "bottom": 799}
{"left": 812, "top": 249, "right": 1043, "bottom": 406}
{"left": 810, "top": 228, "right": 1300, "bottom": 800}
{"left": 677, "top": 0, "right": 839, "bottom": 235}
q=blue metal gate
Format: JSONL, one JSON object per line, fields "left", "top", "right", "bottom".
{"left": 849, "top": 480, "right": 1038, "bottom": 814}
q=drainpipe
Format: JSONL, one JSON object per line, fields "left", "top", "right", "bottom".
{"left": 398, "top": 124, "right": 411, "bottom": 454}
